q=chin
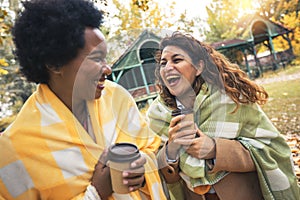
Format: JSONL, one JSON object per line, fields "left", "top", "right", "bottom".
{"left": 94, "top": 91, "right": 102, "bottom": 99}
{"left": 94, "top": 95, "right": 102, "bottom": 99}
{"left": 169, "top": 89, "right": 181, "bottom": 97}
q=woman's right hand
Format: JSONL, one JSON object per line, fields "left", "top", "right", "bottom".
{"left": 167, "top": 114, "right": 197, "bottom": 159}
{"left": 91, "top": 149, "right": 113, "bottom": 200}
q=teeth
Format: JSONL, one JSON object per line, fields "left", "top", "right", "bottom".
{"left": 94, "top": 81, "right": 103, "bottom": 85}
{"left": 166, "top": 75, "right": 180, "bottom": 81}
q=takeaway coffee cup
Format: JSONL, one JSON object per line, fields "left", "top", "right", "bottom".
{"left": 171, "top": 108, "right": 195, "bottom": 131}
{"left": 108, "top": 143, "right": 141, "bottom": 194}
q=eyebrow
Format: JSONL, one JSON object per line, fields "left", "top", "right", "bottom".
{"left": 161, "top": 53, "right": 185, "bottom": 61}
{"left": 88, "top": 49, "right": 105, "bottom": 58}
{"left": 172, "top": 53, "right": 185, "bottom": 58}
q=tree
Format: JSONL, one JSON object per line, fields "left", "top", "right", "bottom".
{"left": 204, "top": 0, "right": 299, "bottom": 42}
{"left": 256, "top": 0, "right": 299, "bottom": 21}
{"left": 105, "top": 0, "right": 177, "bottom": 35}
{"left": 0, "top": 1, "right": 36, "bottom": 131}
{"left": 0, "top": 6, "right": 14, "bottom": 75}
{"left": 272, "top": 11, "right": 300, "bottom": 64}
{"left": 101, "top": 0, "right": 192, "bottom": 63}
{"left": 205, "top": 0, "right": 246, "bottom": 42}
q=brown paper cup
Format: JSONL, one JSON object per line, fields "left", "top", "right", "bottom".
{"left": 109, "top": 161, "right": 131, "bottom": 193}
{"left": 108, "top": 143, "right": 141, "bottom": 194}
{"left": 171, "top": 108, "right": 195, "bottom": 131}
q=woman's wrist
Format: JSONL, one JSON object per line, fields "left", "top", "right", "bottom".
{"left": 166, "top": 142, "right": 179, "bottom": 161}
{"left": 206, "top": 138, "right": 216, "bottom": 159}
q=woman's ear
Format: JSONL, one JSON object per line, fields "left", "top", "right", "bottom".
{"left": 46, "top": 65, "right": 63, "bottom": 75}
{"left": 195, "top": 60, "right": 204, "bottom": 76}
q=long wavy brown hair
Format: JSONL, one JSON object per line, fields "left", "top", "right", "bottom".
{"left": 155, "top": 31, "right": 268, "bottom": 112}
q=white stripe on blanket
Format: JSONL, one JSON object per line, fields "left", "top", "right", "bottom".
{"left": 265, "top": 168, "right": 290, "bottom": 191}
{"left": 255, "top": 128, "right": 278, "bottom": 138}
{"left": 215, "top": 122, "right": 239, "bottom": 138}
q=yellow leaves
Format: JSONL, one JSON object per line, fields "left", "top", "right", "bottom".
{"left": 110, "top": 0, "right": 180, "bottom": 33}
{"left": 280, "top": 11, "right": 300, "bottom": 57}
{"left": 0, "top": 58, "right": 9, "bottom": 75}
{"left": 0, "top": 68, "right": 8, "bottom": 75}
{"left": 0, "top": 58, "right": 8, "bottom": 67}
{"left": 132, "top": 0, "right": 149, "bottom": 11}
{"left": 0, "top": 9, "right": 8, "bottom": 21}
{"left": 282, "top": 12, "right": 299, "bottom": 29}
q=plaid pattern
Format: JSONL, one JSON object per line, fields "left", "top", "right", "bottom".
{"left": 0, "top": 81, "right": 166, "bottom": 200}
{"left": 147, "top": 82, "right": 300, "bottom": 199}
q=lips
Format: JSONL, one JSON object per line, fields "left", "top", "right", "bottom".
{"left": 96, "top": 81, "right": 105, "bottom": 90}
{"left": 95, "top": 75, "right": 106, "bottom": 90}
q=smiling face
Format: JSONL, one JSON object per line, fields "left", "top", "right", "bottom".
{"left": 47, "top": 28, "right": 112, "bottom": 110}
{"left": 159, "top": 45, "right": 202, "bottom": 97}
{"left": 72, "top": 28, "right": 111, "bottom": 101}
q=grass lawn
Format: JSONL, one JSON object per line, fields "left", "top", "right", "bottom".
{"left": 258, "top": 65, "right": 300, "bottom": 182}
{"left": 259, "top": 65, "right": 300, "bottom": 136}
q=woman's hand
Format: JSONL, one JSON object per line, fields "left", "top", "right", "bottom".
{"left": 186, "top": 127, "right": 216, "bottom": 159}
{"left": 123, "top": 155, "right": 146, "bottom": 192}
{"left": 91, "top": 149, "right": 113, "bottom": 200}
{"left": 167, "top": 114, "right": 197, "bottom": 159}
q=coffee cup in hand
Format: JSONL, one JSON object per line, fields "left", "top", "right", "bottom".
{"left": 108, "top": 143, "right": 141, "bottom": 194}
{"left": 171, "top": 108, "right": 195, "bottom": 132}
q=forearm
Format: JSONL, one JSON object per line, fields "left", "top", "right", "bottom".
{"left": 209, "top": 138, "right": 256, "bottom": 173}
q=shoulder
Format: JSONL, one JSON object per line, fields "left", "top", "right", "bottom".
{"left": 148, "top": 96, "right": 165, "bottom": 113}
{"left": 147, "top": 96, "right": 172, "bottom": 120}
{"left": 99, "top": 80, "right": 136, "bottom": 110}
{"left": 103, "top": 80, "right": 132, "bottom": 98}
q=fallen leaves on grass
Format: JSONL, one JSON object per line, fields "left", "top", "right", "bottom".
{"left": 284, "top": 134, "right": 300, "bottom": 183}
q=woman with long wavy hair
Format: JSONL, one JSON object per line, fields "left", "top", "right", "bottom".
{"left": 147, "top": 31, "right": 299, "bottom": 200}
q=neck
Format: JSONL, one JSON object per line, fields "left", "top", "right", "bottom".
{"left": 73, "top": 100, "right": 88, "bottom": 124}
{"left": 47, "top": 82, "right": 87, "bottom": 124}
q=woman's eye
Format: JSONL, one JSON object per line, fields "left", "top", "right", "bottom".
{"left": 160, "top": 62, "right": 166, "bottom": 67}
{"left": 88, "top": 55, "right": 104, "bottom": 63}
{"left": 94, "top": 58, "right": 104, "bottom": 63}
{"left": 173, "top": 58, "right": 182, "bottom": 63}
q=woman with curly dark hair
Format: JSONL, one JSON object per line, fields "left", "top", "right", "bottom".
{"left": 147, "top": 31, "right": 300, "bottom": 200}
{"left": 0, "top": 0, "right": 166, "bottom": 199}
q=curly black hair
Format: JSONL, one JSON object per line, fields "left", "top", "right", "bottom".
{"left": 12, "top": 0, "right": 103, "bottom": 83}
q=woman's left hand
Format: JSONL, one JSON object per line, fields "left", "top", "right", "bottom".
{"left": 185, "top": 126, "right": 216, "bottom": 159}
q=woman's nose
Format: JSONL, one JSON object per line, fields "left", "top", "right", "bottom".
{"left": 103, "top": 64, "right": 112, "bottom": 75}
{"left": 164, "top": 61, "right": 174, "bottom": 71}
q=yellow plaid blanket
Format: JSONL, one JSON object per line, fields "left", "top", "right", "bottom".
{"left": 0, "top": 81, "right": 166, "bottom": 200}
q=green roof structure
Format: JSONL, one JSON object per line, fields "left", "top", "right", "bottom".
{"left": 109, "top": 15, "right": 294, "bottom": 106}
{"left": 108, "top": 30, "right": 161, "bottom": 105}
{"left": 211, "top": 15, "right": 294, "bottom": 78}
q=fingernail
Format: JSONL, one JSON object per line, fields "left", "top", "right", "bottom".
{"left": 123, "top": 171, "right": 128, "bottom": 177}
{"left": 131, "top": 162, "right": 136, "bottom": 168}
{"left": 123, "top": 180, "right": 128, "bottom": 184}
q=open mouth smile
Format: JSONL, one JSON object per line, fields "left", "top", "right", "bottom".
{"left": 95, "top": 75, "right": 106, "bottom": 90}
{"left": 166, "top": 75, "right": 180, "bottom": 86}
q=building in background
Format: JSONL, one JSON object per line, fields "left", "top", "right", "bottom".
{"left": 109, "top": 16, "right": 294, "bottom": 107}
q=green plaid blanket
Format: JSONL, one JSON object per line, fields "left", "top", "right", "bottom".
{"left": 147, "top": 82, "right": 300, "bottom": 199}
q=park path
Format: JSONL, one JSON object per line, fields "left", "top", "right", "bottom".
{"left": 254, "top": 70, "right": 300, "bottom": 84}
